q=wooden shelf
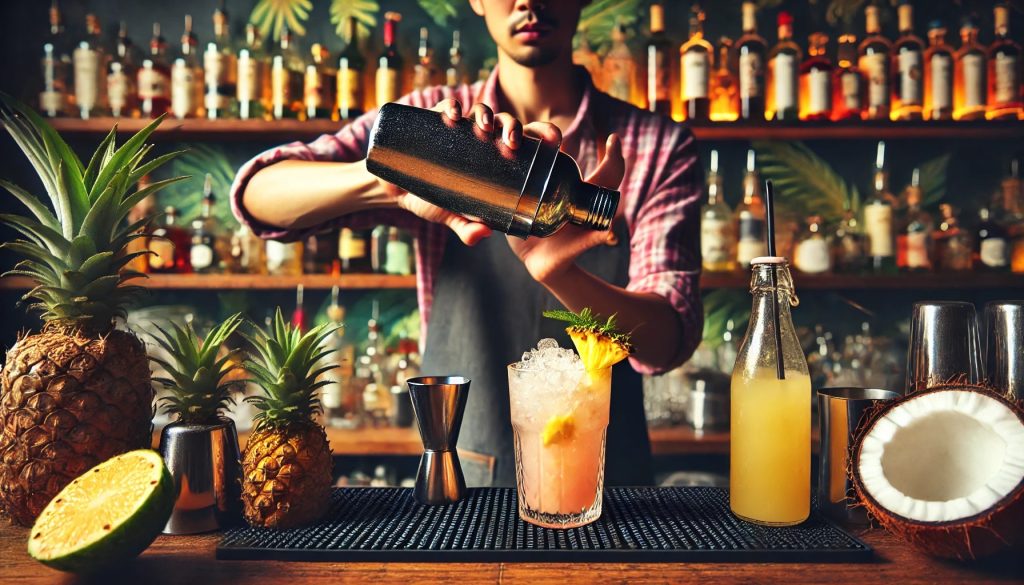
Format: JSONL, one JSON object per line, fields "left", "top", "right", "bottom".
{"left": 0, "top": 273, "right": 417, "bottom": 290}
{"left": 700, "top": 271, "right": 1024, "bottom": 290}
{"left": 648, "top": 427, "right": 729, "bottom": 455}
{"left": 48, "top": 117, "right": 1024, "bottom": 142}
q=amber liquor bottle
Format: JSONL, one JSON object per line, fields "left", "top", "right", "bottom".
{"left": 859, "top": 3, "right": 892, "bottom": 120}
{"left": 924, "top": 21, "right": 954, "bottom": 120}
{"left": 710, "top": 38, "right": 739, "bottom": 121}
{"left": 679, "top": 4, "right": 712, "bottom": 121}
{"left": 799, "top": 33, "right": 832, "bottom": 121}
{"left": 376, "top": 12, "right": 404, "bottom": 107}
{"left": 954, "top": 17, "right": 987, "bottom": 121}
{"left": 149, "top": 206, "right": 191, "bottom": 274}
{"left": 891, "top": 1, "right": 924, "bottom": 120}
{"left": 646, "top": 2, "right": 673, "bottom": 115}
{"left": 337, "top": 17, "right": 366, "bottom": 120}
{"left": 833, "top": 34, "right": 866, "bottom": 121}
{"left": 735, "top": 1, "right": 767, "bottom": 121}
{"left": 987, "top": 3, "right": 1023, "bottom": 120}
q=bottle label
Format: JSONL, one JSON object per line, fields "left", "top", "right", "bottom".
{"left": 772, "top": 53, "right": 796, "bottom": 111}
{"left": 700, "top": 217, "right": 731, "bottom": 264}
{"left": 73, "top": 48, "right": 100, "bottom": 110}
{"left": 906, "top": 232, "right": 930, "bottom": 268}
{"left": 995, "top": 53, "right": 1018, "bottom": 105}
{"left": 339, "top": 229, "right": 367, "bottom": 260}
{"left": 647, "top": 46, "right": 670, "bottom": 102}
{"left": 898, "top": 50, "right": 922, "bottom": 105}
{"left": 376, "top": 68, "right": 400, "bottom": 105}
{"left": 384, "top": 240, "right": 412, "bottom": 275}
{"left": 107, "top": 69, "right": 131, "bottom": 114}
{"left": 204, "top": 50, "right": 233, "bottom": 110}
{"left": 171, "top": 63, "right": 197, "bottom": 118}
{"left": 190, "top": 243, "right": 213, "bottom": 270}
{"left": 40, "top": 90, "right": 63, "bottom": 114}
{"left": 808, "top": 68, "right": 830, "bottom": 114}
{"left": 930, "top": 54, "right": 952, "bottom": 110}
{"left": 237, "top": 53, "right": 259, "bottom": 101}
{"left": 861, "top": 52, "right": 889, "bottom": 107}
{"left": 962, "top": 53, "right": 984, "bottom": 107}
{"left": 739, "top": 52, "right": 762, "bottom": 99}
{"left": 841, "top": 71, "right": 862, "bottom": 110}
{"left": 863, "top": 204, "right": 894, "bottom": 257}
{"left": 338, "top": 68, "right": 361, "bottom": 114}
{"left": 271, "top": 58, "right": 290, "bottom": 111}
{"left": 682, "top": 51, "right": 709, "bottom": 99}
{"left": 148, "top": 239, "right": 175, "bottom": 269}
{"left": 794, "top": 238, "right": 830, "bottom": 273}
{"left": 304, "top": 65, "right": 324, "bottom": 109}
{"left": 138, "top": 67, "right": 169, "bottom": 99}
{"left": 736, "top": 240, "right": 767, "bottom": 266}
{"left": 980, "top": 238, "right": 1008, "bottom": 267}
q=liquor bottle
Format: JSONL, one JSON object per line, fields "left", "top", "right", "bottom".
{"left": 171, "top": 15, "right": 202, "bottom": 119}
{"left": 205, "top": 1, "right": 237, "bottom": 120}
{"left": 679, "top": 5, "right": 711, "bottom": 121}
{"left": 646, "top": 2, "right": 672, "bottom": 115}
{"left": 1000, "top": 160, "right": 1024, "bottom": 273}
{"left": 266, "top": 240, "right": 303, "bottom": 276}
{"left": 974, "top": 207, "right": 1009, "bottom": 271}
{"left": 339, "top": 228, "right": 372, "bottom": 273}
{"left": 237, "top": 24, "right": 267, "bottom": 120}
{"left": 125, "top": 175, "right": 156, "bottom": 274}
{"left": 830, "top": 207, "right": 867, "bottom": 273}
{"left": 766, "top": 11, "right": 800, "bottom": 121}
{"left": 710, "top": 38, "right": 739, "bottom": 121}
{"left": 891, "top": 1, "right": 924, "bottom": 120}
{"left": 270, "top": 25, "right": 304, "bottom": 120}
{"left": 604, "top": 21, "right": 638, "bottom": 105}
{"left": 987, "top": 3, "right": 1023, "bottom": 120}
{"left": 730, "top": 258, "right": 811, "bottom": 526}
{"left": 304, "top": 229, "right": 340, "bottom": 275}
{"left": 859, "top": 3, "right": 892, "bottom": 120}
{"left": 376, "top": 12, "right": 404, "bottom": 106}
{"left": 446, "top": 30, "right": 466, "bottom": 88}
{"left": 934, "top": 204, "right": 973, "bottom": 271}
{"left": 832, "top": 33, "right": 866, "bottom": 121}
{"left": 73, "top": 14, "right": 106, "bottom": 119}
{"left": 189, "top": 174, "right": 221, "bottom": 274}
{"left": 572, "top": 28, "right": 603, "bottom": 90}
{"left": 954, "top": 17, "right": 987, "bottom": 121}
{"left": 896, "top": 168, "right": 933, "bottom": 272}
{"left": 735, "top": 149, "right": 767, "bottom": 268}
{"left": 924, "top": 21, "right": 955, "bottom": 120}
{"left": 292, "top": 284, "right": 306, "bottom": 331}
{"left": 413, "top": 27, "right": 437, "bottom": 91}
{"left": 107, "top": 22, "right": 139, "bottom": 118}
{"left": 230, "top": 224, "right": 267, "bottom": 275}
{"left": 371, "top": 226, "right": 413, "bottom": 275}
{"left": 864, "top": 141, "right": 896, "bottom": 274}
{"left": 794, "top": 216, "right": 831, "bottom": 274}
{"left": 337, "top": 17, "right": 366, "bottom": 120}
{"left": 305, "top": 43, "right": 337, "bottom": 120}
{"left": 799, "top": 33, "right": 832, "bottom": 121}
{"left": 701, "top": 149, "right": 735, "bottom": 272}
{"left": 148, "top": 206, "right": 191, "bottom": 274}
{"left": 138, "top": 23, "right": 172, "bottom": 118}
{"left": 40, "top": 0, "right": 71, "bottom": 117}
{"left": 735, "top": 1, "right": 767, "bottom": 121}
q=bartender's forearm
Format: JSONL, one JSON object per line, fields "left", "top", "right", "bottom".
{"left": 541, "top": 264, "right": 686, "bottom": 371}
{"left": 242, "top": 160, "right": 395, "bottom": 230}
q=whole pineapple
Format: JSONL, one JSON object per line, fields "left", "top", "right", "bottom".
{"left": 0, "top": 95, "right": 185, "bottom": 525}
{"left": 241, "top": 309, "right": 338, "bottom": 529}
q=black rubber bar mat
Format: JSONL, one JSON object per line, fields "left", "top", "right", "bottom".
{"left": 217, "top": 487, "right": 872, "bottom": 563}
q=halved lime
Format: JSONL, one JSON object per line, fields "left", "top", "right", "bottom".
{"left": 27, "top": 449, "right": 176, "bottom": 573}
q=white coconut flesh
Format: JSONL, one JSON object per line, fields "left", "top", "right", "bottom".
{"left": 858, "top": 390, "right": 1024, "bottom": 523}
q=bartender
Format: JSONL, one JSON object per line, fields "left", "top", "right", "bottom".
{"left": 231, "top": 0, "right": 702, "bottom": 486}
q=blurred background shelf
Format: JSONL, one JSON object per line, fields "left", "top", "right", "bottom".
{"left": 0, "top": 274, "right": 418, "bottom": 290}
{"left": 700, "top": 272, "right": 1024, "bottom": 290}
{"left": 47, "top": 117, "right": 1024, "bottom": 142}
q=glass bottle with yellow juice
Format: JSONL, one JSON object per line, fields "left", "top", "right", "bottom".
{"left": 730, "top": 257, "right": 811, "bottom": 526}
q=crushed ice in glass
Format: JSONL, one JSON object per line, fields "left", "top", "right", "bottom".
{"left": 517, "top": 339, "right": 583, "bottom": 372}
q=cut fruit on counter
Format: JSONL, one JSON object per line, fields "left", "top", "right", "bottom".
{"left": 543, "top": 308, "right": 633, "bottom": 372}
{"left": 27, "top": 450, "right": 175, "bottom": 573}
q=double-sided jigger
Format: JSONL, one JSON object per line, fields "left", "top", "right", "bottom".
{"left": 407, "top": 376, "right": 470, "bottom": 505}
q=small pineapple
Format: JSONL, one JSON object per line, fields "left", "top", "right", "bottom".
{"left": 241, "top": 309, "right": 339, "bottom": 529}
{"left": 0, "top": 95, "right": 185, "bottom": 525}
{"left": 543, "top": 308, "right": 633, "bottom": 372}
{"left": 150, "top": 314, "right": 245, "bottom": 424}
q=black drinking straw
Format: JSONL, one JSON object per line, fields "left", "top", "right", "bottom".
{"left": 764, "top": 179, "right": 786, "bottom": 380}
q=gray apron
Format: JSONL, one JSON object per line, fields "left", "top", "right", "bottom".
{"left": 420, "top": 222, "right": 653, "bottom": 487}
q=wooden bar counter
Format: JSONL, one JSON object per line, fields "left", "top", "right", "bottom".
{"left": 1, "top": 522, "right": 1020, "bottom": 584}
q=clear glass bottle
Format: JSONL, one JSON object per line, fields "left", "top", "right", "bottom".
{"left": 735, "top": 149, "right": 767, "bottom": 268}
{"left": 934, "top": 204, "right": 973, "bottom": 271}
{"left": 646, "top": 2, "right": 672, "bottom": 115}
{"left": 896, "top": 168, "right": 934, "bottom": 272}
{"left": 271, "top": 25, "right": 304, "bottom": 120}
{"left": 794, "top": 215, "right": 831, "bottom": 274}
{"left": 891, "top": 0, "right": 924, "bottom": 120}
{"left": 833, "top": 33, "right": 866, "bottom": 121}
{"left": 924, "top": 21, "right": 954, "bottom": 120}
{"left": 189, "top": 175, "right": 222, "bottom": 274}
{"left": 975, "top": 206, "right": 1009, "bottom": 272}
{"left": 799, "top": 33, "right": 832, "bottom": 121}
{"left": 376, "top": 12, "right": 404, "bottom": 107}
{"left": 701, "top": 149, "right": 736, "bottom": 272}
{"left": 171, "top": 15, "right": 202, "bottom": 119}
{"left": 40, "top": 0, "right": 71, "bottom": 117}
{"left": 204, "top": 0, "right": 237, "bottom": 119}
{"left": 605, "top": 21, "right": 639, "bottom": 105}
{"left": 148, "top": 206, "right": 191, "bottom": 274}
{"left": 831, "top": 207, "right": 867, "bottom": 273}
{"left": 230, "top": 223, "right": 267, "bottom": 275}
{"left": 337, "top": 18, "right": 366, "bottom": 120}
{"left": 413, "top": 27, "right": 437, "bottom": 91}
{"left": 138, "top": 23, "right": 171, "bottom": 118}
{"left": 954, "top": 17, "right": 987, "bottom": 121}
{"left": 864, "top": 141, "right": 897, "bottom": 274}
{"left": 766, "top": 11, "right": 800, "bottom": 121}
{"left": 736, "top": 1, "right": 767, "bottom": 121}
{"left": 237, "top": 24, "right": 267, "bottom": 120}
{"left": 987, "top": 2, "right": 1023, "bottom": 120}
{"left": 305, "top": 43, "right": 337, "bottom": 120}
{"left": 73, "top": 14, "right": 106, "bottom": 119}
{"left": 572, "top": 28, "right": 603, "bottom": 91}
{"left": 730, "top": 258, "right": 811, "bottom": 527}
{"left": 710, "top": 38, "right": 739, "bottom": 122}
{"left": 446, "top": 30, "right": 466, "bottom": 88}
{"left": 107, "top": 22, "right": 139, "bottom": 118}
{"left": 859, "top": 4, "right": 892, "bottom": 120}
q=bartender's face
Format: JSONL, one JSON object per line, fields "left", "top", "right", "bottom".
{"left": 469, "top": 0, "right": 585, "bottom": 67}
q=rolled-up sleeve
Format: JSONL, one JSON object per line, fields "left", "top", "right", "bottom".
{"left": 626, "top": 126, "right": 704, "bottom": 375}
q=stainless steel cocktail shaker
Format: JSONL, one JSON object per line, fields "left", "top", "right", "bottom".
{"left": 366, "top": 103, "right": 619, "bottom": 238}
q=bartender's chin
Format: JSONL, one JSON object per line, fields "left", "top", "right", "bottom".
{"left": 507, "top": 46, "right": 561, "bottom": 67}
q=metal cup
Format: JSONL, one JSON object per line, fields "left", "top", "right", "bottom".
{"left": 407, "top": 376, "right": 470, "bottom": 505}
{"left": 985, "top": 301, "right": 1024, "bottom": 400}
{"left": 905, "top": 301, "right": 984, "bottom": 393}
{"left": 817, "top": 387, "right": 900, "bottom": 525}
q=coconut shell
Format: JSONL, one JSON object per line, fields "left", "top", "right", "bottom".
{"left": 852, "top": 385, "right": 1024, "bottom": 561}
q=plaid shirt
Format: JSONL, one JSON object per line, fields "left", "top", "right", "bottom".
{"left": 230, "top": 67, "right": 703, "bottom": 374}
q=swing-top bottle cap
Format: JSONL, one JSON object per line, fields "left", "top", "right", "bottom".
{"left": 751, "top": 256, "right": 787, "bottom": 265}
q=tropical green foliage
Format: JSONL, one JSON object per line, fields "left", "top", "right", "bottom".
{"left": 163, "top": 143, "right": 238, "bottom": 227}
{"left": 702, "top": 290, "right": 750, "bottom": 349}
{"left": 917, "top": 153, "right": 951, "bottom": 208}
{"left": 331, "top": 0, "right": 380, "bottom": 42}
{"left": 418, "top": 0, "right": 461, "bottom": 28}
{"left": 577, "top": 0, "right": 642, "bottom": 50}
{"left": 753, "top": 140, "right": 860, "bottom": 223}
{"left": 0, "top": 94, "right": 186, "bottom": 329}
{"left": 250, "top": 0, "right": 313, "bottom": 40}
{"left": 152, "top": 313, "right": 245, "bottom": 424}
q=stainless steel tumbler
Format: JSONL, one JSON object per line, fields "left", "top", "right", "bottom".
{"left": 366, "top": 103, "right": 618, "bottom": 238}
{"left": 984, "top": 301, "right": 1024, "bottom": 400}
{"left": 905, "top": 301, "right": 984, "bottom": 393}
{"left": 408, "top": 376, "right": 470, "bottom": 505}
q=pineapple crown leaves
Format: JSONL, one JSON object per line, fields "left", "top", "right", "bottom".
{"left": 151, "top": 313, "right": 246, "bottom": 425}
{"left": 543, "top": 307, "right": 633, "bottom": 350}
{"left": 242, "top": 308, "right": 341, "bottom": 430}
{"left": 0, "top": 93, "right": 189, "bottom": 329}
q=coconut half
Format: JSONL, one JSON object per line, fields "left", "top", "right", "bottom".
{"left": 853, "top": 386, "right": 1024, "bottom": 560}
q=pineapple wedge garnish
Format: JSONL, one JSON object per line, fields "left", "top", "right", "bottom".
{"left": 543, "top": 308, "right": 633, "bottom": 372}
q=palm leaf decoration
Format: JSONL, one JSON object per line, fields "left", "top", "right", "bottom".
{"left": 577, "top": 0, "right": 642, "bottom": 50}
{"left": 701, "top": 290, "right": 750, "bottom": 349}
{"left": 250, "top": 0, "right": 313, "bottom": 40}
{"left": 418, "top": 0, "right": 460, "bottom": 28}
{"left": 162, "top": 143, "right": 238, "bottom": 226}
{"left": 331, "top": 0, "right": 380, "bottom": 43}
{"left": 753, "top": 140, "right": 859, "bottom": 223}
{"left": 917, "top": 153, "right": 951, "bottom": 208}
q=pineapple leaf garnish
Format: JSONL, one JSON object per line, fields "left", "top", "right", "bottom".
{"left": 543, "top": 307, "right": 633, "bottom": 349}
